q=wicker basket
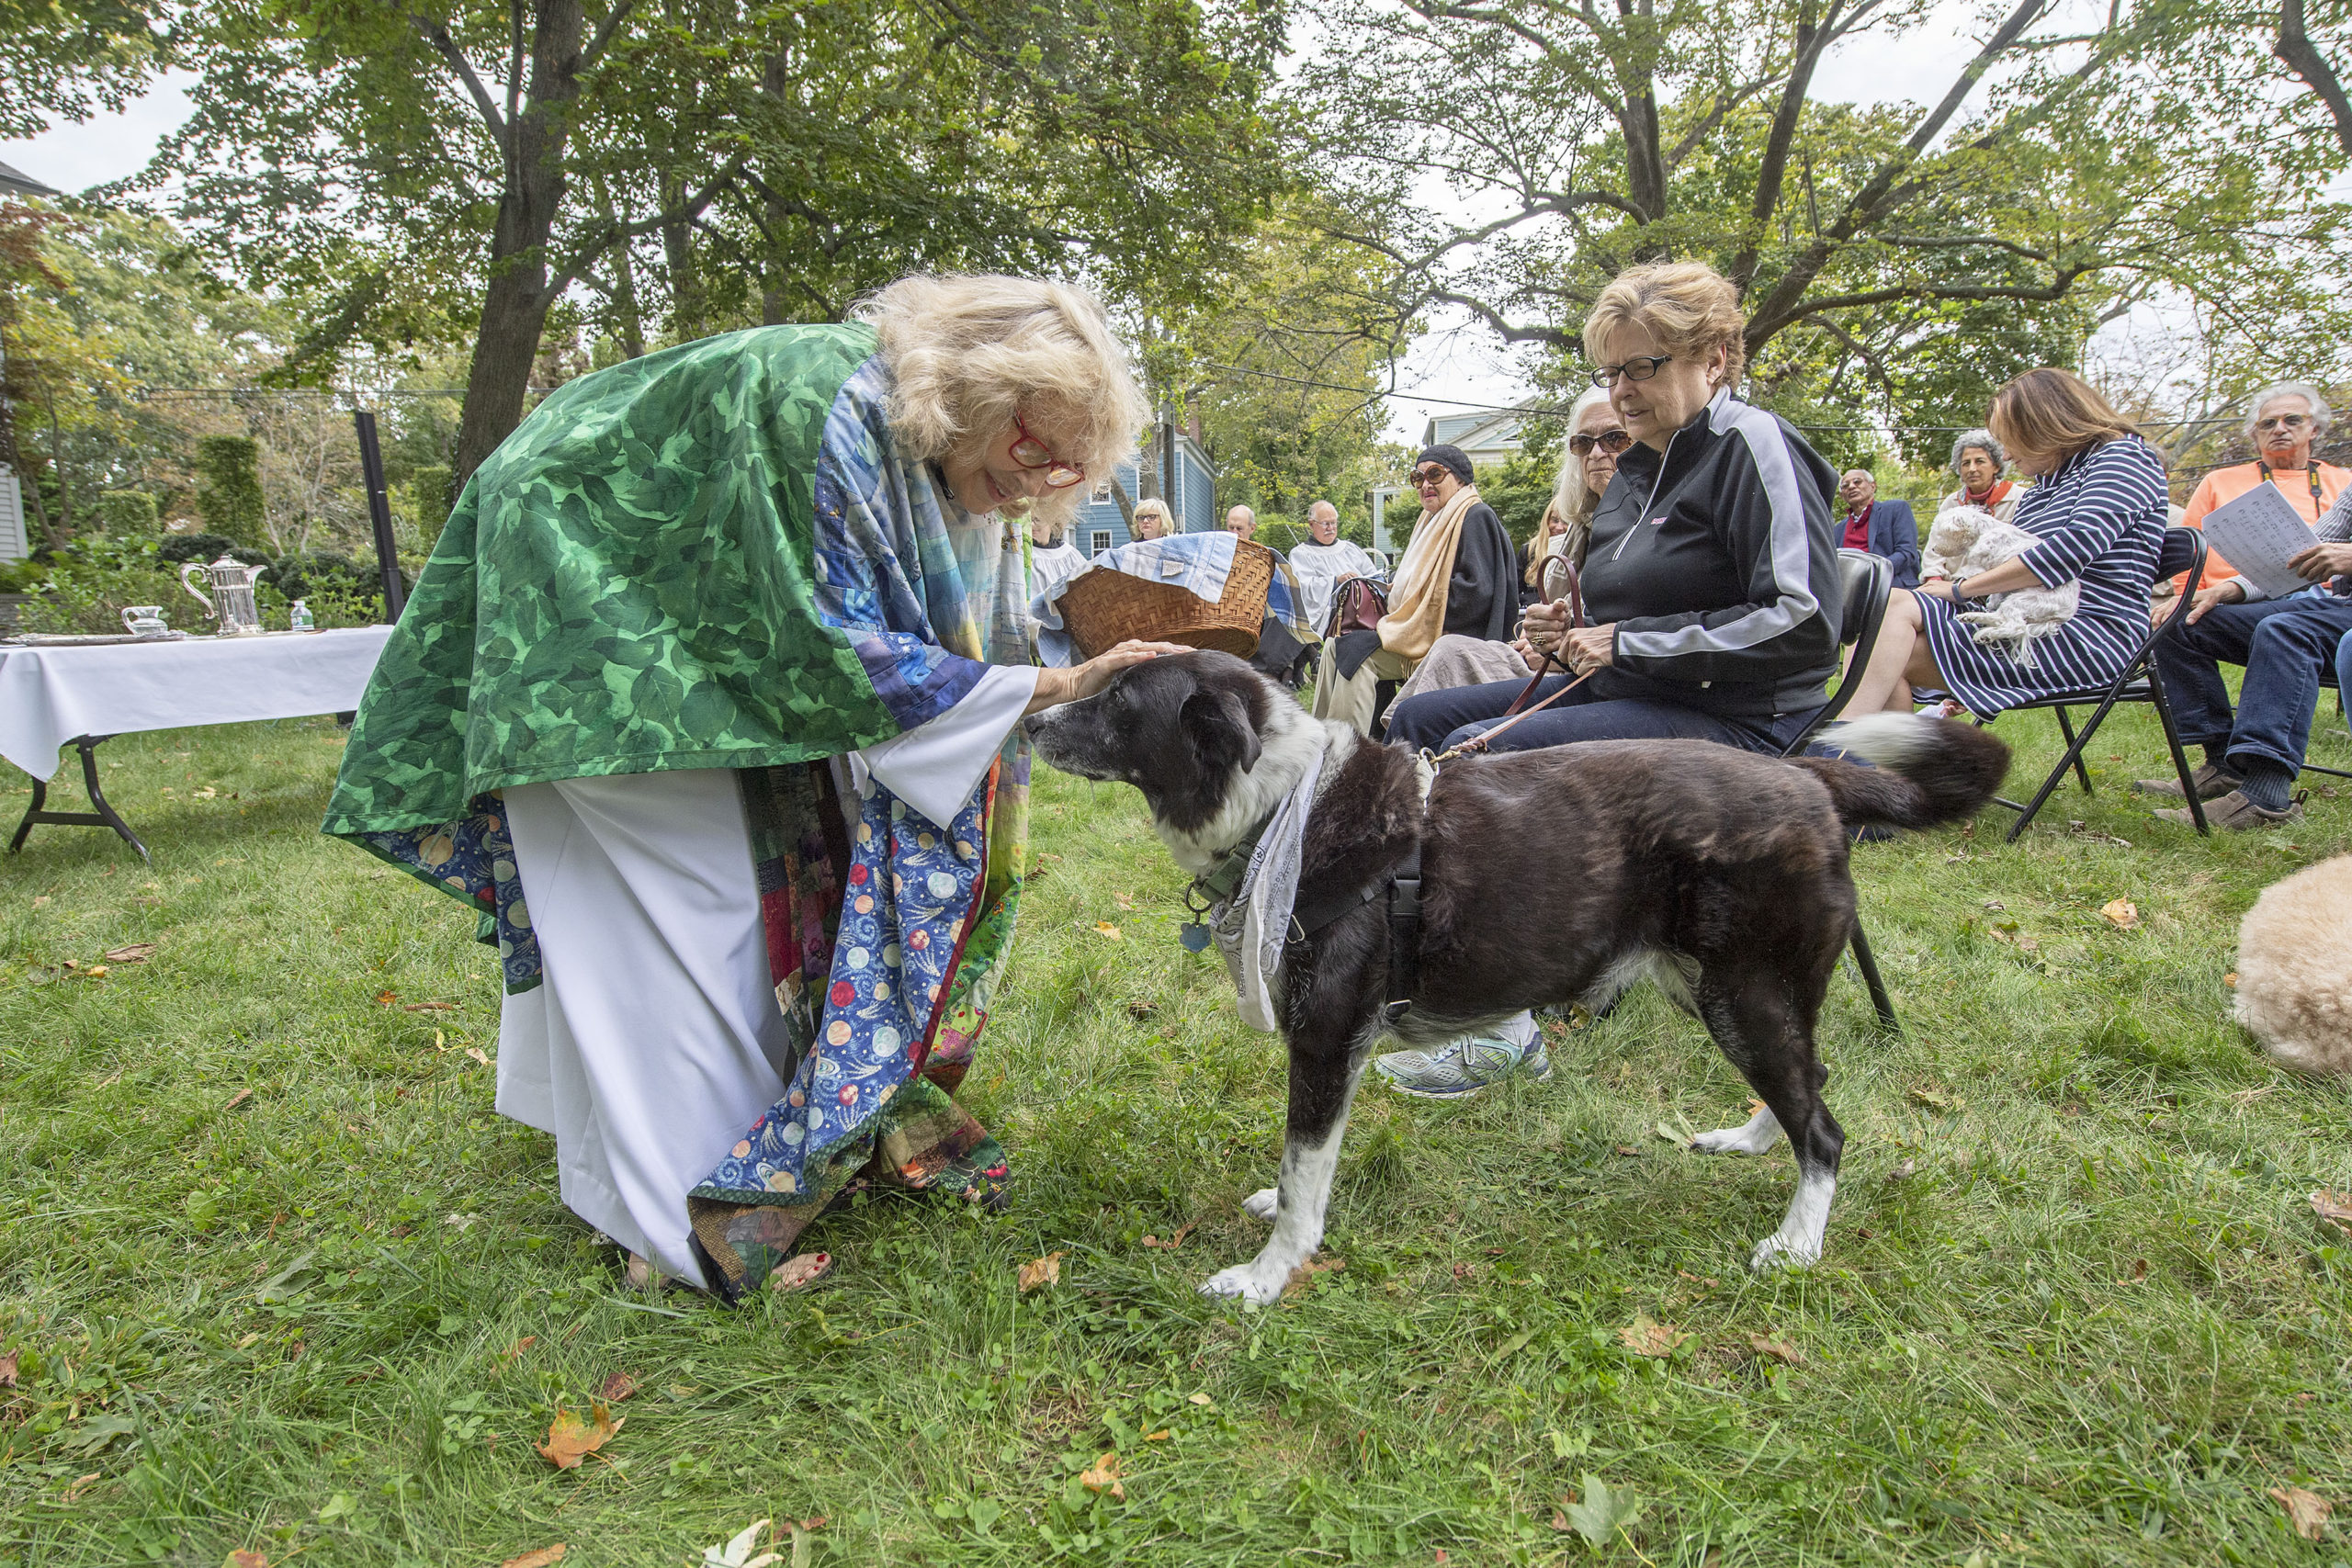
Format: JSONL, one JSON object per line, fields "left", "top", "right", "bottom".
{"left": 1057, "top": 538, "right": 1277, "bottom": 660}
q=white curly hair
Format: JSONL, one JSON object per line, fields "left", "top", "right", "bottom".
{"left": 2244, "top": 381, "right": 2332, "bottom": 445}
{"left": 854, "top": 274, "right": 1148, "bottom": 522}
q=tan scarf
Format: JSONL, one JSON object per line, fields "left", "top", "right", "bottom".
{"left": 1379, "top": 483, "right": 1480, "bottom": 662}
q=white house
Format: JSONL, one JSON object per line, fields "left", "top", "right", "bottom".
{"left": 1420, "top": 401, "right": 1546, "bottom": 468}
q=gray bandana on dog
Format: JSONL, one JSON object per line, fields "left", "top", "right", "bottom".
{"left": 1209, "top": 745, "right": 1326, "bottom": 1032}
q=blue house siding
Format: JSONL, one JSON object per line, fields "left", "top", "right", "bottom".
{"left": 1065, "top": 437, "right": 1217, "bottom": 555}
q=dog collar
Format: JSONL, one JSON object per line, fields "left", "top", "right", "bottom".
{"left": 1181, "top": 808, "right": 1281, "bottom": 952}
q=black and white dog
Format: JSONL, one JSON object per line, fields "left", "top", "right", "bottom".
{"left": 1026, "top": 651, "right": 2009, "bottom": 1304}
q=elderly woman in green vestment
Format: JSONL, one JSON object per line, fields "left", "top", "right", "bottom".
{"left": 323, "top": 275, "right": 1179, "bottom": 1299}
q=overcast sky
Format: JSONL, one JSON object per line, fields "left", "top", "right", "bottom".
{"left": 3, "top": 1, "right": 2038, "bottom": 446}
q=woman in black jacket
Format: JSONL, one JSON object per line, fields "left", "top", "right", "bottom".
{"left": 1385, "top": 262, "right": 1843, "bottom": 758}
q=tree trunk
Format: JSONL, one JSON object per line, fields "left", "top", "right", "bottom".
{"left": 662, "top": 174, "right": 705, "bottom": 340}
{"left": 2277, "top": 0, "right": 2352, "bottom": 158}
{"left": 450, "top": 0, "right": 587, "bottom": 487}
{"left": 1106, "top": 469, "right": 1136, "bottom": 531}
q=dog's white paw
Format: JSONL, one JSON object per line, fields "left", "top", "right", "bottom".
{"left": 1692, "top": 1107, "right": 1783, "bottom": 1156}
{"left": 1747, "top": 1233, "right": 1821, "bottom": 1271}
{"left": 1199, "top": 1260, "right": 1286, "bottom": 1305}
{"left": 1241, "top": 1187, "right": 1280, "bottom": 1222}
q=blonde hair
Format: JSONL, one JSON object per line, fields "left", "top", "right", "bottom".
{"left": 1526, "top": 389, "right": 1619, "bottom": 586}
{"left": 1987, "top": 368, "right": 2139, "bottom": 466}
{"left": 855, "top": 273, "right": 1148, "bottom": 521}
{"left": 1582, "top": 261, "right": 1747, "bottom": 388}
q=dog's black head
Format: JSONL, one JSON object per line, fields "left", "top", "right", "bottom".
{"left": 1025, "top": 650, "right": 1270, "bottom": 834}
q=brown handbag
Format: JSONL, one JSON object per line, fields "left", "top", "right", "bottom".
{"left": 1327, "top": 576, "right": 1389, "bottom": 638}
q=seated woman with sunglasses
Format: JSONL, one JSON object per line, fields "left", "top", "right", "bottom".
{"left": 1386, "top": 391, "right": 1632, "bottom": 708}
{"left": 1384, "top": 262, "right": 1842, "bottom": 768}
{"left": 1308, "top": 442, "right": 1519, "bottom": 735}
{"left": 1372, "top": 263, "right": 1842, "bottom": 1102}
{"left": 324, "top": 275, "right": 1184, "bottom": 1299}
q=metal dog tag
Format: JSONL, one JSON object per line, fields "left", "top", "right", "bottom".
{"left": 1178, "top": 921, "right": 1212, "bottom": 953}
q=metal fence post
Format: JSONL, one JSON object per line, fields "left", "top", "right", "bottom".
{"left": 352, "top": 409, "right": 407, "bottom": 622}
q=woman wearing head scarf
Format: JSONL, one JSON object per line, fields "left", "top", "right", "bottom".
{"left": 322, "top": 275, "right": 1181, "bottom": 1299}
{"left": 1308, "top": 442, "right": 1517, "bottom": 734}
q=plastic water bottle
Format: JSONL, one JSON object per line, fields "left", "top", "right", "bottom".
{"left": 289, "top": 598, "right": 314, "bottom": 632}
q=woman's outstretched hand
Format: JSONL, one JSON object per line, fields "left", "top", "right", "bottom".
{"left": 1026, "top": 638, "right": 1193, "bottom": 714}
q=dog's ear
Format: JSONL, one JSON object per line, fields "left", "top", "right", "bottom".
{"left": 1181, "top": 685, "right": 1263, "bottom": 777}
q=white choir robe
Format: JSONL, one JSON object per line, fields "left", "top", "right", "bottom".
{"left": 493, "top": 664, "right": 1038, "bottom": 1288}
{"left": 1288, "top": 538, "right": 1381, "bottom": 633}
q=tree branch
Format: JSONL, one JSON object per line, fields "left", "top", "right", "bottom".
{"left": 550, "top": 147, "right": 748, "bottom": 291}
{"left": 409, "top": 13, "right": 509, "bottom": 151}
{"left": 580, "top": 0, "right": 640, "bottom": 71}
{"left": 2276, "top": 0, "right": 2352, "bottom": 158}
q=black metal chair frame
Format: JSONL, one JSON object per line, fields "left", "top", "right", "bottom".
{"left": 1981, "top": 525, "right": 2211, "bottom": 841}
{"left": 1781, "top": 548, "right": 1901, "bottom": 1033}
{"left": 2301, "top": 670, "right": 2352, "bottom": 782}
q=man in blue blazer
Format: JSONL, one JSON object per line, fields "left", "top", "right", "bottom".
{"left": 1837, "top": 469, "right": 1921, "bottom": 588}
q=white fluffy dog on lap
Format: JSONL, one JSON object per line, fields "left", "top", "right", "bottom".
{"left": 1922, "top": 506, "right": 2081, "bottom": 666}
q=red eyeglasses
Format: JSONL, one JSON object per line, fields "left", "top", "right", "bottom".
{"left": 1009, "top": 414, "right": 1085, "bottom": 489}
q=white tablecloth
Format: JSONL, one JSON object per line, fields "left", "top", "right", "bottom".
{"left": 0, "top": 626, "right": 394, "bottom": 777}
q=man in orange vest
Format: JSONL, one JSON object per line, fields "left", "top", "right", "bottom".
{"left": 2175, "top": 382, "right": 2347, "bottom": 592}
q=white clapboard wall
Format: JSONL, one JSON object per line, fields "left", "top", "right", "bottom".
{"left": 0, "top": 468, "right": 24, "bottom": 560}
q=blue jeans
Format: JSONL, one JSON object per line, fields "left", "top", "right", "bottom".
{"left": 2150, "top": 589, "right": 2352, "bottom": 775}
{"left": 1384, "top": 674, "right": 1817, "bottom": 756}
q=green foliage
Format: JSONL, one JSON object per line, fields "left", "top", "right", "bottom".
{"left": 3, "top": 700, "right": 2351, "bottom": 1563}
{"left": 94, "top": 489, "right": 156, "bottom": 533}
{"left": 193, "top": 436, "right": 264, "bottom": 547}
{"left": 1476, "top": 454, "right": 1559, "bottom": 548}
{"left": 0, "top": 0, "right": 165, "bottom": 141}
{"left": 408, "top": 463, "right": 453, "bottom": 553}
{"left": 1299, "top": 0, "right": 2352, "bottom": 440}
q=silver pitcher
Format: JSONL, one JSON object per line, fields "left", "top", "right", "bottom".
{"left": 179, "top": 555, "right": 270, "bottom": 636}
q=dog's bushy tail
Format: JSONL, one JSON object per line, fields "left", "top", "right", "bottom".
{"left": 1789, "top": 714, "right": 2011, "bottom": 831}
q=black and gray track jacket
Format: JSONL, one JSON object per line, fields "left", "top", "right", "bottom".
{"left": 1585, "top": 388, "right": 1843, "bottom": 718}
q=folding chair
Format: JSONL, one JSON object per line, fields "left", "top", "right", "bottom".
{"left": 1781, "top": 548, "right": 1901, "bottom": 1032}
{"left": 2301, "top": 669, "right": 2352, "bottom": 782}
{"left": 1986, "top": 525, "right": 2211, "bottom": 840}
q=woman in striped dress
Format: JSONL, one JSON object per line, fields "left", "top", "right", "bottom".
{"left": 1848, "top": 369, "right": 2165, "bottom": 717}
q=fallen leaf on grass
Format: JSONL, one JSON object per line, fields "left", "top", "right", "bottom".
{"left": 1617, "top": 1314, "right": 1688, "bottom": 1358}
{"left": 374, "top": 990, "right": 397, "bottom": 1005}
{"left": 2223, "top": 971, "right": 2239, "bottom": 987}
{"left": 1887, "top": 1158, "right": 1917, "bottom": 1181}
{"left": 1125, "top": 1000, "right": 1157, "bottom": 1021}
{"left": 101, "top": 943, "right": 155, "bottom": 964}
{"left": 497, "top": 1336, "right": 537, "bottom": 1365}
{"left": 698, "top": 1518, "right": 782, "bottom": 1568}
{"left": 498, "top": 1546, "right": 565, "bottom": 1568}
{"left": 193, "top": 786, "right": 218, "bottom": 800}
{"left": 445, "top": 1213, "right": 480, "bottom": 1231}
{"left": 2126, "top": 1258, "right": 2149, "bottom": 1280}
{"left": 402, "top": 1001, "right": 454, "bottom": 1012}
{"left": 61, "top": 1472, "right": 100, "bottom": 1504}
{"left": 466, "top": 1046, "right": 491, "bottom": 1066}
{"left": 82, "top": 965, "right": 107, "bottom": 978}
{"left": 2100, "top": 897, "right": 2140, "bottom": 930}
{"left": 1017, "top": 1252, "right": 1067, "bottom": 1292}
{"left": 1282, "top": 1257, "right": 1346, "bottom": 1298}
{"left": 1981, "top": 900, "right": 2005, "bottom": 913}
{"left": 0, "top": 1348, "right": 15, "bottom": 1386}
{"left": 766, "top": 1252, "right": 832, "bottom": 1292}
{"left": 1141, "top": 1224, "right": 1195, "bottom": 1250}
{"left": 1909, "top": 1088, "right": 1963, "bottom": 1113}
{"left": 1080, "top": 1451, "right": 1125, "bottom": 1500}
{"left": 1748, "top": 1333, "right": 1804, "bottom": 1366}
{"left": 1114, "top": 893, "right": 1136, "bottom": 910}
{"left": 598, "top": 1371, "right": 637, "bottom": 1402}
{"left": 1612, "top": 1145, "right": 1641, "bottom": 1157}
{"left": 1144, "top": 1429, "right": 1170, "bottom": 1441}
{"left": 1560, "top": 1473, "right": 1640, "bottom": 1546}
{"left": 222, "top": 1088, "right": 252, "bottom": 1112}
{"left": 1654, "top": 1120, "right": 1685, "bottom": 1144}
{"left": 2312, "top": 1191, "right": 2352, "bottom": 1234}
{"left": 225, "top": 1551, "right": 269, "bottom": 1568}
{"left": 1187, "top": 1392, "right": 1214, "bottom": 1406}
{"left": 2271, "top": 1485, "right": 2333, "bottom": 1540}
{"left": 536, "top": 1403, "right": 623, "bottom": 1471}
{"left": 1092, "top": 921, "right": 1122, "bottom": 941}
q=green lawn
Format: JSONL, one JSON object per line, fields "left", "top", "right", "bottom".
{"left": 3, "top": 701, "right": 2350, "bottom": 1567}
